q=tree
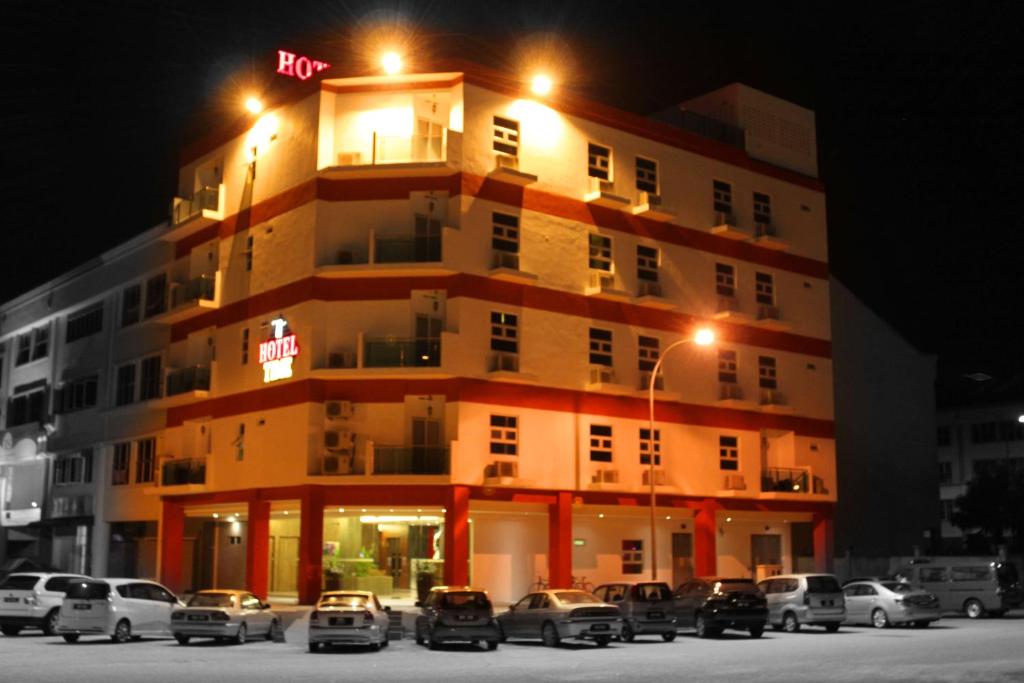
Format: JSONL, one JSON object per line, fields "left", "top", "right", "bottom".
{"left": 952, "top": 463, "right": 1024, "bottom": 553}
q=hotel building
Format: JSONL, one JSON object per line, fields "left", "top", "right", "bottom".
{"left": 0, "top": 62, "right": 836, "bottom": 604}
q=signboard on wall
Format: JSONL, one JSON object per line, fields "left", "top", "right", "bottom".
{"left": 259, "top": 317, "right": 300, "bottom": 383}
{"left": 276, "top": 50, "right": 331, "bottom": 81}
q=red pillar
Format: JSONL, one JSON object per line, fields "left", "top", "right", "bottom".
{"left": 160, "top": 499, "right": 185, "bottom": 594}
{"left": 298, "top": 487, "right": 324, "bottom": 605}
{"left": 246, "top": 498, "right": 270, "bottom": 600}
{"left": 694, "top": 501, "right": 718, "bottom": 577}
{"left": 813, "top": 512, "right": 835, "bottom": 573}
{"left": 548, "top": 491, "right": 573, "bottom": 589}
{"left": 444, "top": 485, "right": 470, "bottom": 586}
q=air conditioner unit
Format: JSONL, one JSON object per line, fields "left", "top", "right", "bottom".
{"left": 591, "top": 469, "right": 619, "bottom": 484}
{"left": 723, "top": 474, "right": 747, "bottom": 490}
{"left": 328, "top": 352, "right": 356, "bottom": 369}
{"left": 321, "top": 451, "right": 354, "bottom": 475}
{"left": 337, "top": 152, "right": 363, "bottom": 166}
{"left": 717, "top": 295, "right": 739, "bottom": 313}
{"left": 324, "top": 430, "right": 355, "bottom": 451}
{"left": 589, "top": 272, "right": 615, "bottom": 290}
{"left": 760, "top": 389, "right": 784, "bottom": 406}
{"left": 638, "top": 191, "right": 663, "bottom": 207}
{"left": 589, "top": 176, "right": 617, "bottom": 193}
{"left": 639, "top": 371, "right": 664, "bottom": 391}
{"left": 484, "top": 460, "right": 519, "bottom": 481}
{"left": 755, "top": 222, "right": 776, "bottom": 237}
{"left": 326, "top": 400, "right": 354, "bottom": 420}
{"left": 490, "top": 353, "right": 519, "bottom": 373}
{"left": 642, "top": 469, "right": 667, "bottom": 486}
{"left": 495, "top": 154, "right": 519, "bottom": 171}
{"left": 714, "top": 210, "right": 736, "bottom": 227}
{"left": 491, "top": 250, "right": 520, "bottom": 270}
{"left": 719, "top": 383, "right": 743, "bottom": 400}
{"left": 589, "top": 365, "right": 616, "bottom": 385}
{"left": 757, "top": 304, "right": 781, "bottom": 321}
{"left": 637, "top": 280, "right": 662, "bottom": 298}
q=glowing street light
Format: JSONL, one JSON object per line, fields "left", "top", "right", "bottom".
{"left": 382, "top": 52, "right": 402, "bottom": 75}
{"left": 531, "top": 74, "right": 553, "bottom": 96}
{"left": 245, "top": 97, "right": 264, "bottom": 115}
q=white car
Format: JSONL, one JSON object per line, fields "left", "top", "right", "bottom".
{"left": 171, "top": 589, "right": 279, "bottom": 645}
{"left": 0, "top": 572, "right": 88, "bottom": 636}
{"left": 308, "top": 590, "right": 391, "bottom": 652}
{"left": 57, "top": 578, "right": 182, "bottom": 643}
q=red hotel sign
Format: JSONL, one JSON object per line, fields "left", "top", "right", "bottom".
{"left": 260, "top": 317, "right": 300, "bottom": 383}
{"left": 277, "top": 50, "right": 331, "bottom": 81}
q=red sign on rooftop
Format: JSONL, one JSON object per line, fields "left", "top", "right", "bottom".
{"left": 277, "top": 50, "right": 330, "bottom": 81}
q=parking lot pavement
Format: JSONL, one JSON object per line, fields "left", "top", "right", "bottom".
{"left": 2, "top": 613, "right": 1024, "bottom": 683}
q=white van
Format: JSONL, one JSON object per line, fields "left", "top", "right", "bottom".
{"left": 0, "top": 573, "right": 88, "bottom": 636}
{"left": 57, "top": 578, "right": 182, "bottom": 643}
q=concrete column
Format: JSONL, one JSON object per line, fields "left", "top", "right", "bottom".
{"left": 298, "top": 487, "right": 324, "bottom": 605}
{"left": 443, "top": 485, "right": 470, "bottom": 586}
{"left": 246, "top": 498, "right": 270, "bottom": 600}
{"left": 159, "top": 500, "right": 185, "bottom": 594}
{"left": 548, "top": 491, "right": 573, "bottom": 589}
{"left": 694, "top": 502, "right": 718, "bottom": 577}
{"left": 813, "top": 512, "right": 835, "bottom": 573}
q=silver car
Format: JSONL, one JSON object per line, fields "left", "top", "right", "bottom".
{"left": 757, "top": 574, "right": 845, "bottom": 632}
{"left": 842, "top": 581, "right": 941, "bottom": 628}
{"left": 57, "top": 578, "right": 181, "bottom": 643}
{"left": 308, "top": 591, "right": 390, "bottom": 652}
{"left": 170, "top": 590, "right": 279, "bottom": 644}
{"left": 497, "top": 590, "right": 622, "bottom": 647}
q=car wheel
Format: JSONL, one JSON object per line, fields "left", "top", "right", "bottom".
{"left": 62, "top": 634, "right": 80, "bottom": 644}
{"left": 594, "top": 636, "right": 611, "bottom": 647}
{"left": 497, "top": 622, "right": 507, "bottom": 643}
{"left": 42, "top": 609, "right": 60, "bottom": 636}
{"left": 175, "top": 635, "right": 190, "bottom": 645}
{"left": 964, "top": 599, "right": 985, "bottom": 619}
{"left": 871, "top": 609, "right": 889, "bottom": 629}
{"left": 661, "top": 631, "right": 677, "bottom": 642}
{"left": 541, "top": 621, "right": 561, "bottom": 648}
{"left": 825, "top": 623, "right": 841, "bottom": 633}
{"left": 749, "top": 625, "right": 764, "bottom": 638}
{"left": 621, "top": 622, "right": 635, "bottom": 642}
{"left": 0, "top": 625, "right": 21, "bottom": 637}
{"left": 111, "top": 619, "right": 131, "bottom": 644}
{"left": 234, "top": 622, "right": 248, "bottom": 645}
{"left": 428, "top": 637, "right": 441, "bottom": 650}
{"left": 266, "top": 619, "right": 278, "bottom": 641}
{"left": 371, "top": 642, "right": 381, "bottom": 651}
{"left": 308, "top": 641, "right": 319, "bottom": 653}
{"left": 783, "top": 612, "right": 800, "bottom": 633}
{"left": 695, "top": 612, "right": 709, "bottom": 638}
{"left": 486, "top": 640, "right": 499, "bottom": 651}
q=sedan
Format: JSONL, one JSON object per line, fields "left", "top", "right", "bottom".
{"left": 308, "top": 591, "right": 391, "bottom": 652}
{"left": 842, "top": 581, "right": 941, "bottom": 628}
{"left": 497, "top": 590, "right": 622, "bottom": 647}
{"left": 170, "top": 590, "right": 279, "bottom": 644}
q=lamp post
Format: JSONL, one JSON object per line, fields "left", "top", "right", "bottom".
{"left": 647, "top": 328, "right": 714, "bottom": 581}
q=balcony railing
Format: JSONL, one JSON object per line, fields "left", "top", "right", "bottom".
{"left": 375, "top": 235, "right": 441, "bottom": 263}
{"left": 171, "top": 186, "right": 219, "bottom": 226}
{"left": 676, "top": 110, "right": 745, "bottom": 148}
{"left": 170, "top": 275, "right": 216, "bottom": 309}
{"left": 373, "top": 132, "right": 446, "bottom": 164}
{"left": 363, "top": 337, "right": 441, "bottom": 368}
{"left": 166, "top": 366, "right": 211, "bottom": 396}
{"left": 161, "top": 458, "right": 206, "bottom": 486}
{"left": 761, "top": 467, "right": 810, "bottom": 493}
{"left": 372, "top": 446, "right": 450, "bottom": 475}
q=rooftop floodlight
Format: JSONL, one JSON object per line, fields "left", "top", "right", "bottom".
{"left": 245, "top": 97, "right": 264, "bottom": 114}
{"left": 531, "top": 74, "right": 553, "bottom": 96}
{"left": 382, "top": 51, "right": 402, "bottom": 75}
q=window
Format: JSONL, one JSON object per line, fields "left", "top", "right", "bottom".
{"left": 55, "top": 375, "right": 98, "bottom": 414}
{"left": 489, "top": 415, "right": 518, "bottom": 456}
{"left": 492, "top": 213, "right": 520, "bottom": 253}
{"left": 112, "top": 442, "right": 131, "bottom": 486}
{"left": 622, "top": 540, "right": 643, "bottom": 574}
{"left": 718, "top": 349, "right": 738, "bottom": 383}
{"left": 492, "top": 116, "right": 519, "bottom": 156}
{"left": 589, "top": 424, "right": 613, "bottom": 462}
{"left": 758, "top": 356, "right": 778, "bottom": 389}
{"left": 115, "top": 364, "right": 136, "bottom": 406}
{"left": 939, "top": 500, "right": 955, "bottom": 523}
{"left": 144, "top": 273, "right": 167, "bottom": 318}
{"left": 719, "top": 435, "right": 739, "bottom": 471}
{"left": 637, "top": 336, "right": 659, "bottom": 372}
{"left": 938, "top": 461, "right": 953, "bottom": 485}
{"left": 715, "top": 263, "right": 736, "bottom": 297}
{"left": 589, "top": 328, "right": 613, "bottom": 366}
{"left": 66, "top": 303, "right": 104, "bottom": 343}
{"left": 713, "top": 180, "right": 733, "bottom": 214}
{"left": 589, "top": 234, "right": 612, "bottom": 271}
{"left": 919, "top": 566, "right": 949, "bottom": 582}
{"left": 135, "top": 438, "right": 155, "bottom": 484}
{"left": 53, "top": 449, "right": 92, "bottom": 487}
{"left": 755, "top": 272, "right": 775, "bottom": 305}
{"left": 937, "top": 425, "right": 951, "bottom": 447}
{"left": 15, "top": 334, "right": 31, "bottom": 366}
{"left": 952, "top": 566, "right": 994, "bottom": 582}
{"left": 635, "top": 157, "right": 658, "bottom": 194}
{"left": 639, "top": 428, "right": 661, "bottom": 465}
{"left": 244, "top": 236, "right": 254, "bottom": 272}
{"left": 7, "top": 387, "right": 47, "bottom": 427}
{"left": 121, "top": 284, "right": 141, "bottom": 327}
{"left": 490, "top": 312, "right": 518, "bottom": 354}
{"left": 588, "top": 143, "right": 611, "bottom": 180}
{"left": 753, "top": 192, "right": 771, "bottom": 224}
{"left": 241, "top": 328, "right": 250, "bottom": 365}
{"left": 970, "top": 420, "right": 1024, "bottom": 444}
{"left": 139, "top": 356, "right": 162, "bottom": 401}
{"left": 32, "top": 326, "right": 49, "bottom": 361}
{"left": 636, "top": 245, "right": 659, "bottom": 282}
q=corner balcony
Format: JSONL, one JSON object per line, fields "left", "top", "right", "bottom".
{"left": 709, "top": 211, "right": 749, "bottom": 240}
{"left": 144, "top": 457, "right": 207, "bottom": 495}
{"left": 364, "top": 337, "right": 441, "bottom": 369}
{"left": 319, "top": 129, "right": 459, "bottom": 180}
{"left": 163, "top": 184, "right": 225, "bottom": 242}
{"left": 760, "top": 467, "right": 830, "bottom": 498}
{"left": 315, "top": 227, "right": 456, "bottom": 278}
{"left": 155, "top": 273, "right": 221, "bottom": 324}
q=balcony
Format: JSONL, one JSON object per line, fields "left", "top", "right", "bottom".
{"left": 375, "top": 234, "right": 440, "bottom": 264}
{"left": 717, "top": 382, "right": 753, "bottom": 409}
{"left": 634, "top": 279, "right": 674, "bottom": 310}
{"left": 163, "top": 366, "right": 211, "bottom": 404}
{"left": 630, "top": 192, "right": 675, "bottom": 221}
{"left": 488, "top": 250, "right": 537, "bottom": 284}
{"left": 372, "top": 446, "right": 450, "bottom": 475}
{"left": 156, "top": 273, "right": 220, "bottom": 324}
{"left": 316, "top": 227, "right": 455, "bottom": 278}
{"left": 713, "top": 295, "right": 754, "bottom": 324}
{"left": 584, "top": 272, "right": 631, "bottom": 302}
{"left": 584, "top": 179, "right": 631, "bottom": 209}
{"left": 586, "top": 365, "right": 633, "bottom": 394}
{"left": 751, "top": 222, "right": 789, "bottom": 251}
{"left": 488, "top": 154, "right": 537, "bottom": 186}
{"left": 163, "top": 184, "right": 225, "bottom": 242}
{"left": 589, "top": 468, "right": 621, "bottom": 491}
{"left": 759, "top": 388, "right": 793, "bottom": 414}
{"left": 319, "top": 129, "right": 458, "bottom": 180}
{"left": 710, "top": 211, "right": 749, "bottom": 240}
{"left": 145, "top": 457, "right": 208, "bottom": 494}
{"left": 364, "top": 337, "right": 441, "bottom": 368}
{"left": 761, "top": 467, "right": 810, "bottom": 494}
{"left": 755, "top": 304, "right": 790, "bottom": 331}
{"left": 487, "top": 352, "right": 537, "bottom": 384}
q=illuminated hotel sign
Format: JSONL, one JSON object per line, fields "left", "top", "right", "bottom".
{"left": 277, "top": 50, "right": 331, "bottom": 81}
{"left": 260, "top": 317, "right": 300, "bottom": 383}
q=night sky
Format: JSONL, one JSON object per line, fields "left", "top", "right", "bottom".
{"left": 2, "top": 0, "right": 1022, "bottom": 400}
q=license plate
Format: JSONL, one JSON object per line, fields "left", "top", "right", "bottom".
{"left": 822, "top": 600, "right": 833, "bottom": 607}
{"left": 647, "top": 611, "right": 664, "bottom": 619}
{"left": 3, "top": 597, "right": 18, "bottom": 603}
{"left": 457, "top": 615, "right": 475, "bottom": 621}
{"left": 73, "top": 604, "right": 92, "bottom": 610}
{"left": 188, "top": 615, "right": 208, "bottom": 621}
{"left": 736, "top": 601, "right": 750, "bottom": 608}
{"left": 591, "top": 623, "right": 609, "bottom": 631}
{"left": 329, "top": 617, "right": 353, "bottom": 626}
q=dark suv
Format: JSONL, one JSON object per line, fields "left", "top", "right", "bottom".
{"left": 593, "top": 582, "right": 677, "bottom": 642}
{"left": 673, "top": 577, "right": 768, "bottom": 638}
{"left": 414, "top": 586, "right": 500, "bottom": 650}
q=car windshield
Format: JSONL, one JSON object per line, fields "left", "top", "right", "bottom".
{"left": 714, "top": 580, "right": 758, "bottom": 594}
{"left": 555, "top": 592, "right": 601, "bottom": 604}
{"left": 65, "top": 581, "right": 110, "bottom": 600}
{"left": 806, "top": 576, "right": 842, "bottom": 594}
{"left": 320, "top": 594, "right": 369, "bottom": 607}
{"left": 636, "top": 584, "right": 672, "bottom": 601}
{"left": 188, "top": 592, "right": 235, "bottom": 608}
{"left": 997, "top": 563, "right": 1020, "bottom": 586}
{"left": 881, "top": 582, "right": 913, "bottom": 594}
{"left": 440, "top": 592, "right": 491, "bottom": 610}
{"left": 0, "top": 575, "right": 39, "bottom": 591}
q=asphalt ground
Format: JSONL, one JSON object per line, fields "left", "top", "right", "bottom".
{"left": 2, "top": 610, "right": 1023, "bottom": 683}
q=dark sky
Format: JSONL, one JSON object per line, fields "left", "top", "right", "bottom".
{"left": 2, "top": 0, "right": 1022, "bottom": 395}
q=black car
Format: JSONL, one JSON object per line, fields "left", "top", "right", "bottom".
{"left": 414, "top": 586, "right": 500, "bottom": 650}
{"left": 672, "top": 577, "right": 768, "bottom": 638}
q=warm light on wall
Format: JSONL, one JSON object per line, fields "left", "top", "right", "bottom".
{"left": 694, "top": 328, "right": 715, "bottom": 346}
{"left": 507, "top": 99, "right": 563, "bottom": 150}
{"left": 246, "top": 113, "right": 280, "bottom": 162}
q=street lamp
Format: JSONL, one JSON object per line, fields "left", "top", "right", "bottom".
{"left": 647, "top": 327, "right": 715, "bottom": 581}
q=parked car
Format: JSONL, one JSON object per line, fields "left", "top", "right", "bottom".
{"left": 56, "top": 578, "right": 181, "bottom": 643}
{"left": 841, "top": 576, "right": 892, "bottom": 587}
{"left": 893, "top": 558, "right": 1023, "bottom": 618}
{"left": 497, "top": 589, "right": 622, "bottom": 647}
{"left": 672, "top": 577, "right": 768, "bottom": 638}
{"left": 170, "top": 589, "right": 279, "bottom": 645}
{"left": 308, "top": 590, "right": 391, "bottom": 652}
{"left": 842, "top": 580, "right": 941, "bottom": 628}
{"left": 0, "top": 572, "right": 88, "bottom": 636}
{"left": 592, "top": 582, "right": 676, "bottom": 641}
{"left": 414, "top": 586, "right": 500, "bottom": 650}
{"left": 757, "top": 574, "right": 845, "bottom": 632}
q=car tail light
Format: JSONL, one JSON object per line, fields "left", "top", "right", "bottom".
{"left": 24, "top": 596, "right": 38, "bottom": 606}
{"left": 211, "top": 611, "right": 230, "bottom": 621}
{"left": 172, "top": 612, "right": 184, "bottom": 621}
{"left": 309, "top": 611, "right": 319, "bottom": 623}
{"left": 363, "top": 610, "right": 374, "bottom": 623}
{"left": 803, "top": 593, "right": 811, "bottom": 606}
{"left": 893, "top": 597, "right": 903, "bottom": 604}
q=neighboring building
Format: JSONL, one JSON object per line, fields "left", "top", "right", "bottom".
{"left": 1, "top": 61, "right": 837, "bottom": 604}
{"left": 829, "top": 277, "right": 938, "bottom": 575}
